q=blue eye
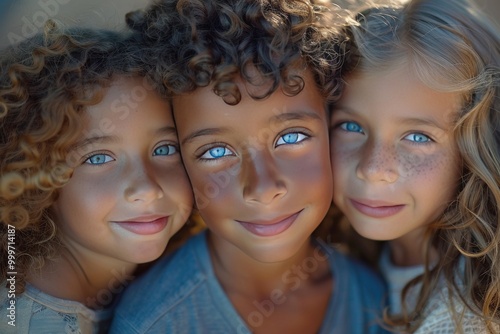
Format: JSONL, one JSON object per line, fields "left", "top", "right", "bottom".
{"left": 276, "top": 132, "right": 308, "bottom": 146}
{"left": 153, "top": 144, "right": 177, "bottom": 156}
{"left": 84, "top": 154, "right": 114, "bottom": 165}
{"left": 200, "top": 146, "right": 234, "bottom": 160}
{"left": 405, "top": 133, "right": 431, "bottom": 143}
{"left": 340, "top": 121, "right": 364, "bottom": 133}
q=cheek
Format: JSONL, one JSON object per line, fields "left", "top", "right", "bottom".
{"left": 397, "top": 150, "right": 461, "bottom": 203}
{"left": 304, "top": 157, "right": 332, "bottom": 188}
{"left": 55, "top": 177, "right": 92, "bottom": 211}
{"left": 330, "top": 143, "right": 356, "bottom": 177}
{"left": 51, "top": 184, "right": 98, "bottom": 236}
{"left": 289, "top": 145, "right": 333, "bottom": 204}
{"left": 158, "top": 166, "right": 194, "bottom": 207}
{"left": 330, "top": 151, "right": 349, "bottom": 200}
{"left": 188, "top": 166, "right": 240, "bottom": 213}
{"left": 397, "top": 150, "right": 455, "bottom": 182}
{"left": 55, "top": 170, "right": 121, "bottom": 218}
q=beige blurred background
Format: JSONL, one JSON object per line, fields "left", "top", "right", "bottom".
{"left": 0, "top": 0, "right": 499, "bottom": 48}
{"left": 0, "top": 0, "right": 150, "bottom": 48}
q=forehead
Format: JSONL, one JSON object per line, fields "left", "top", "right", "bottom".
{"left": 77, "top": 76, "right": 174, "bottom": 144}
{"left": 346, "top": 64, "right": 461, "bottom": 107}
{"left": 172, "top": 72, "right": 327, "bottom": 139}
{"left": 336, "top": 66, "right": 463, "bottom": 135}
{"left": 359, "top": 55, "right": 468, "bottom": 96}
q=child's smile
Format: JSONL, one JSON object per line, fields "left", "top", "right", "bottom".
{"left": 173, "top": 71, "right": 333, "bottom": 263}
{"left": 330, "top": 64, "right": 462, "bottom": 245}
{"left": 52, "top": 76, "right": 193, "bottom": 266}
{"left": 236, "top": 210, "right": 302, "bottom": 237}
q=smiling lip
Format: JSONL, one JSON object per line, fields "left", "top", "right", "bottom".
{"left": 350, "top": 199, "right": 405, "bottom": 218}
{"left": 114, "top": 216, "right": 169, "bottom": 235}
{"left": 237, "top": 211, "right": 301, "bottom": 237}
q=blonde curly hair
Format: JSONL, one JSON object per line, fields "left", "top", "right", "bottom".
{"left": 0, "top": 21, "right": 144, "bottom": 293}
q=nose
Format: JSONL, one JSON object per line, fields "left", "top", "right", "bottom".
{"left": 124, "top": 163, "right": 164, "bottom": 204}
{"left": 356, "top": 139, "right": 399, "bottom": 184}
{"left": 242, "top": 149, "right": 287, "bottom": 205}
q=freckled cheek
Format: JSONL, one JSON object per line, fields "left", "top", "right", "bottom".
{"left": 397, "top": 152, "right": 458, "bottom": 186}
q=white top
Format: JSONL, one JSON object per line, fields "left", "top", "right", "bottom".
{"left": 0, "top": 282, "right": 112, "bottom": 334}
{"left": 378, "top": 246, "right": 423, "bottom": 315}
{"left": 379, "top": 246, "right": 497, "bottom": 333}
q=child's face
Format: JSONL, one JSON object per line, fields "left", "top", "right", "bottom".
{"left": 173, "top": 72, "right": 332, "bottom": 263}
{"left": 330, "top": 65, "right": 461, "bottom": 243}
{"left": 52, "top": 76, "right": 193, "bottom": 265}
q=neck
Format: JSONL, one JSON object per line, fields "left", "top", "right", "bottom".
{"left": 29, "top": 243, "right": 136, "bottom": 309}
{"left": 389, "top": 228, "right": 437, "bottom": 267}
{"left": 207, "top": 231, "right": 331, "bottom": 299}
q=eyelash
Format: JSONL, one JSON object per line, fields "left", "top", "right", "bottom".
{"left": 338, "top": 121, "right": 364, "bottom": 134}
{"left": 275, "top": 131, "right": 310, "bottom": 147}
{"left": 83, "top": 152, "right": 114, "bottom": 166}
{"left": 196, "top": 130, "right": 311, "bottom": 161}
{"left": 335, "top": 121, "right": 435, "bottom": 145}
{"left": 197, "top": 143, "right": 234, "bottom": 161}
{"left": 153, "top": 143, "right": 179, "bottom": 156}
{"left": 403, "top": 133, "right": 434, "bottom": 145}
{"left": 82, "top": 143, "right": 179, "bottom": 166}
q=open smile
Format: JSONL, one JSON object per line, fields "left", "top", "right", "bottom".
{"left": 237, "top": 211, "right": 302, "bottom": 237}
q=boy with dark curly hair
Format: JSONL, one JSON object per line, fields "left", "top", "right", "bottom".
{"left": 110, "top": 1, "right": 388, "bottom": 333}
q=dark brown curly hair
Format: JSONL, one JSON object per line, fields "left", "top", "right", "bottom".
{"left": 125, "top": 0, "right": 348, "bottom": 105}
{"left": 0, "top": 20, "right": 146, "bottom": 293}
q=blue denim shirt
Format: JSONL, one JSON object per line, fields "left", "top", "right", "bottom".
{"left": 111, "top": 230, "right": 389, "bottom": 334}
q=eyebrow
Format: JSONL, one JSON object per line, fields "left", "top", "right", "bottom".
{"left": 335, "top": 107, "right": 449, "bottom": 131}
{"left": 182, "top": 127, "right": 230, "bottom": 145}
{"left": 72, "top": 135, "right": 119, "bottom": 151}
{"left": 397, "top": 117, "right": 449, "bottom": 131}
{"left": 270, "top": 110, "right": 323, "bottom": 123}
{"left": 72, "top": 126, "right": 177, "bottom": 150}
{"left": 182, "top": 110, "right": 323, "bottom": 145}
{"left": 156, "top": 126, "right": 178, "bottom": 136}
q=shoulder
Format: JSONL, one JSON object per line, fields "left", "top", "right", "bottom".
{"left": 414, "top": 286, "right": 494, "bottom": 334}
{"left": 322, "top": 242, "right": 387, "bottom": 302}
{"left": 317, "top": 243, "right": 389, "bottom": 334}
{"left": 415, "top": 305, "right": 491, "bottom": 334}
{"left": 0, "top": 283, "right": 110, "bottom": 334}
{"left": 110, "top": 232, "right": 210, "bottom": 333}
{"left": 325, "top": 243, "right": 385, "bottom": 285}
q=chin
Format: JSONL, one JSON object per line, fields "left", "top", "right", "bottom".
{"left": 132, "top": 243, "right": 169, "bottom": 263}
{"left": 352, "top": 224, "right": 394, "bottom": 241}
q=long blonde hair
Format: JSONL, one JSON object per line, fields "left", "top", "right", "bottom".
{"left": 343, "top": 0, "right": 500, "bottom": 331}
